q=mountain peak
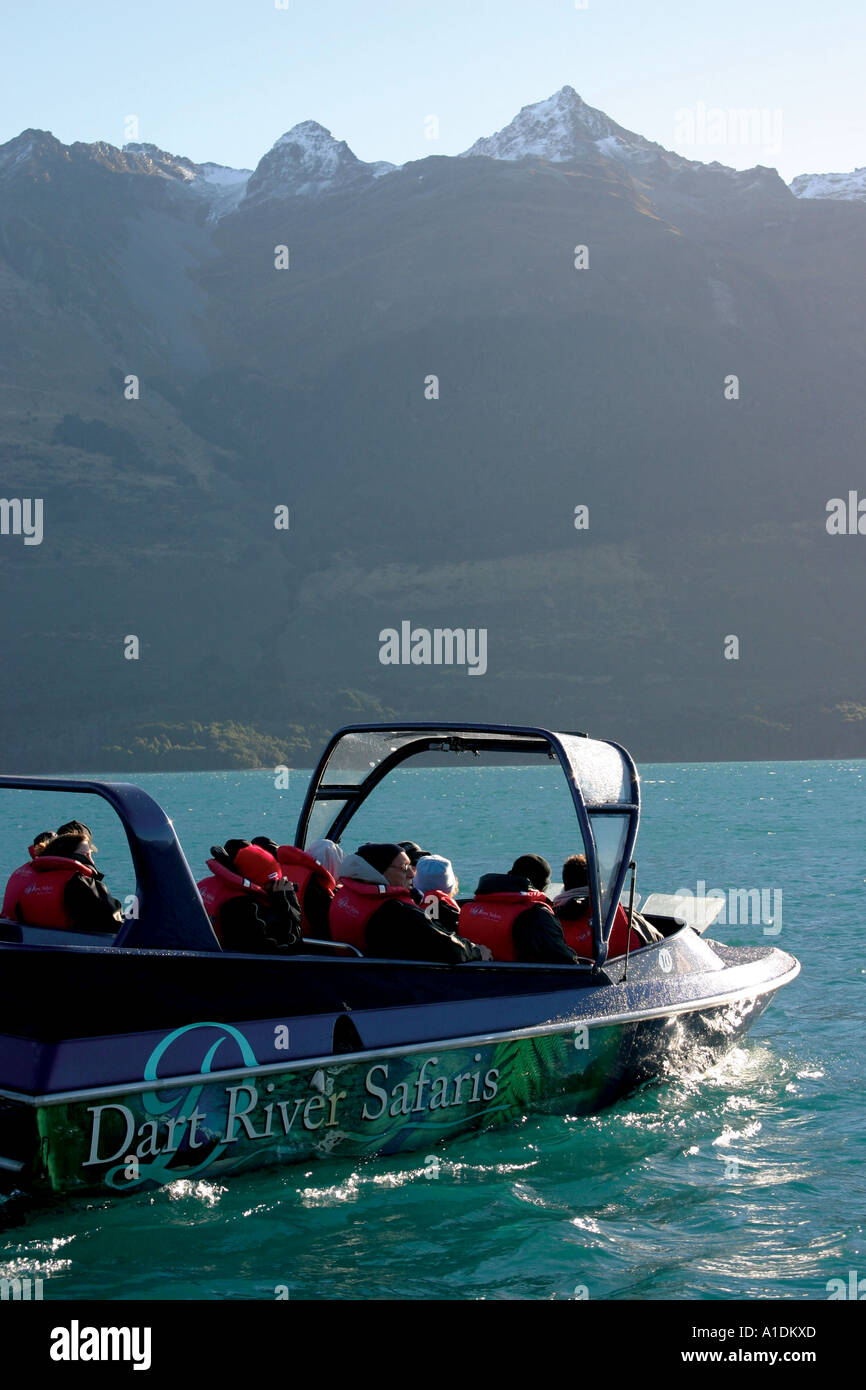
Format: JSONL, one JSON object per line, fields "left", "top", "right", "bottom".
{"left": 0, "top": 128, "right": 66, "bottom": 175}
{"left": 275, "top": 119, "right": 338, "bottom": 144}
{"left": 244, "top": 120, "right": 395, "bottom": 203}
{"left": 460, "top": 85, "right": 659, "bottom": 163}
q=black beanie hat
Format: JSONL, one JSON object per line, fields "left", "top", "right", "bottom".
{"left": 224, "top": 838, "right": 251, "bottom": 863}
{"left": 357, "top": 842, "right": 404, "bottom": 875}
{"left": 252, "top": 836, "right": 280, "bottom": 858}
{"left": 398, "top": 840, "right": 430, "bottom": 867}
{"left": 511, "top": 853, "right": 551, "bottom": 891}
{"left": 57, "top": 819, "right": 92, "bottom": 841}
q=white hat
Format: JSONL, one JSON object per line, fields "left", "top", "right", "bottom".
{"left": 413, "top": 854, "right": 456, "bottom": 896}
{"left": 306, "top": 838, "right": 344, "bottom": 879}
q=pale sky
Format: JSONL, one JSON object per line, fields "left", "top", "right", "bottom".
{"left": 1, "top": 0, "right": 863, "bottom": 182}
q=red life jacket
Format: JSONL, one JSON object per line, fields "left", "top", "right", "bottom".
{"left": 2, "top": 855, "right": 96, "bottom": 929}
{"left": 559, "top": 901, "right": 642, "bottom": 960}
{"left": 461, "top": 889, "right": 554, "bottom": 962}
{"left": 276, "top": 845, "right": 336, "bottom": 931}
{"left": 328, "top": 878, "right": 415, "bottom": 950}
{"left": 197, "top": 859, "right": 268, "bottom": 944}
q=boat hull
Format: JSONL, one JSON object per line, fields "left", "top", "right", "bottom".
{"left": 3, "top": 978, "right": 785, "bottom": 1197}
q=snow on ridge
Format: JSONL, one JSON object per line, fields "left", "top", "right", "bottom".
{"left": 594, "top": 134, "right": 629, "bottom": 158}
{"left": 790, "top": 168, "right": 866, "bottom": 202}
{"left": 120, "top": 142, "right": 251, "bottom": 217}
{"left": 198, "top": 162, "right": 251, "bottom": 187}
{"left": 123, "top": 142, "right": 201, "bottom": 181}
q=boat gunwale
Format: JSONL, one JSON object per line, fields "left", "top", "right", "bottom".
{"left": 0, "top": 957, "right": 800, "bottom": 1109}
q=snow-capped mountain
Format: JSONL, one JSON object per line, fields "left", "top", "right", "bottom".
{"left": 457, "top": 85, "right": 794, "bottom": 200}
{"left": 460, "top": 84, "right": 668, "bottom": 164}
{"left": 789, "top": 168, "right": 866, "bottom": 202}
{"left": 243, "top": 120, "right": 396, "bottom": 205}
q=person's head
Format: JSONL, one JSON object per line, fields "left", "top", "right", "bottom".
{"left": 562, "top": 854, "right": 589, "bottom": 891}
{"left": 510, "top": 853, "right": 551, "bottom": 893}
{"left": 56, "top": 820, "right": 97, "bottom": 854}
{"left": 357, "top": 842, "right": 414, "bottom": 889}
{"left": 30, "top": 831, "right": 55, "bottom": 857}
{"left": 398, "top": 841, "right": 430, "bottom": 868}
{"left": 42, "top": 833, "right": 92, "bottom": 862}
{"left": 414, "top": 855, "right": 457, "bottom": 898}
{"left": 251, "top": 836, "right": 279, "bottom": 859}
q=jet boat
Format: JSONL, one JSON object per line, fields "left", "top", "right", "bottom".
{"left": 0, "top": 724, "right": 799, "bottom": 1196}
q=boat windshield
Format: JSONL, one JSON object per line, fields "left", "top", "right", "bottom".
{"left": 332, "top": 754, "right": 587, "bottom": 899}
{"left": 301, "top": 726, "right": 554, "bottom": 847}
{"left": 588, "top": 813, "right": 631, "bottom": 926}
{"left": 314, "top": 730, "right": 424, "bottom": 785}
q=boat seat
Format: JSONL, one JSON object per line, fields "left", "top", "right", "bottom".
{"left": 0, "top": 916, "right": 118, "bottom": 948}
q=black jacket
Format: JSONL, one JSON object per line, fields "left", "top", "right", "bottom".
{"left": 217, "top": 884, "right": 303, "bottom": 955}
{"left": 300, "top": 874, "right": 333, "bottom": 940}
{"left": 474, "top": 872, "right": 579, "bottom": 965}
{"left": 64, "top": 855, "right": 123, "bottom": 934}
{"left": 364, "top": 897, "right": 484, "bottom": 964}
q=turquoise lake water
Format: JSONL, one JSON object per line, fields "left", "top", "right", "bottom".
{"left": 0, "top": 759, "right": 863, "bottom": 1300}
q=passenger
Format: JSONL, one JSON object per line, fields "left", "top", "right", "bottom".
{"left": 251, "top": 835, "right": 338, "bottom": 940}
{"left": 29, "top": 830, "right": 55, "bottom": 858}
{"left": 2, "top": 832, "right": 122, "bottom": 933}
{"left": 414, "top": 855, "right": 461, "bottom": 933}
{"left": 463, "top": 853, "right": 579, "bottom": 964}
{"left": 197, "top": 840, "right": 302, "bottom": 954}
{"left": 330, "top": 843, "right": 492, "bottom": 963}
{"left": 552, "top": 854, "right": 592, "bottom": 921}
{"left": 553, "top": 854, "right": 660, "bottom": 958}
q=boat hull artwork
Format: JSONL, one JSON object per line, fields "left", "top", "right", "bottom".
{"left": 6, "top": 963, "right": 793, "bottom": 1196}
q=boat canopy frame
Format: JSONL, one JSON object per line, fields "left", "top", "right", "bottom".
{"left": 0, "top": 776, "right": 221, "bottom": 953}
{"left": 295, "top": 723, "right": 640, "bottom": 966}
